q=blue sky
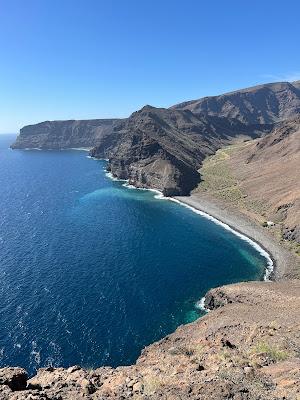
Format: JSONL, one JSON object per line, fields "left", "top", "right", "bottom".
{"left": 1, "top": 0, "right": 300, "bottom": 133}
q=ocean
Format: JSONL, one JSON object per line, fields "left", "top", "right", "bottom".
{"left": 0, "top": 134, "right": 267, "bottom": 375}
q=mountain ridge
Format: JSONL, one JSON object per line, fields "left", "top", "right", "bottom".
{"left": 12, "top": 80, "right": 300, "bottom": 151}
{"left": 171, "top": 81, "right": 300, "bottom": 124}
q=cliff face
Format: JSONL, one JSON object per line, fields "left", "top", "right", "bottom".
{"left": 2, "top": 280, "right": 300, "bottom": 399}
{"left": 11, "top": 80, "right": 300, "bottom": 198}
{"left": 90, "top": 105, "right": 265, "bottom": 196}
{"left": 11, "top": 119, "right": 121, "bottom": 149}
{"left": 172, "top": 81, "right": 300, "bottom": 125}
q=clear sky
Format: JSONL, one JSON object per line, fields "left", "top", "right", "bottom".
{"left": 1, "top": 0, "right": 300, "bottom": 133}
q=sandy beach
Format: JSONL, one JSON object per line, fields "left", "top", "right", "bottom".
{"left": 176, "top": 193, "right": 299, "bottom": 280}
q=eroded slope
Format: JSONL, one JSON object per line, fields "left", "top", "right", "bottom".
{"left": 90, "top": 105, "right": 265, "bottom": 195}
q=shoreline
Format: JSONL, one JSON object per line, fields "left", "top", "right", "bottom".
{"left": 13, "top": 147, "right": 92, "bottom": 151}
{"left": 101, "top": 168, "right": 275, "bottom": 282}
{"left": 167, "top": 195, "right": 274, "bottom": 281}
{"left": 110, "top": 178, "right": 275, "bottom": 281}
{"left": 87, "top": 156, "right": 298, "bottom": 280}
{"left": 175, "top": 193, "right": 299, "bottom": 280}
{"left": 98, "top": 161, "right": 278, "bottom": 282}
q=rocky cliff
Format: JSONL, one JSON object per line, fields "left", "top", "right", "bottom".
{"left": 11, "top": 80, "right": 300, "bottom": 198}
{"left": 90, "top": 105, "right": 268, "bottom": 195}
{"left": 2, "top": 280, "right": 300, "bottom": 399}
{"left": 172, "top": 81, "right": 300, "bottom": 125}
{"left": 11, "top": 119, "right": 121, "bottom": 150}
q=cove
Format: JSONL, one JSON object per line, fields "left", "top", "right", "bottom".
{"left": 0, "top": 134, "right": 267, "bottom": 375}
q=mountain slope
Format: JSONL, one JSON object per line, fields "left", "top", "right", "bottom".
{"left": 172, "top": 81, "right": 300, "bottom": 124}
{"left": 293, "top": 80, "right": 300, "bottom": 89}
{"left": 90, "top": 105, "right": 265, "bottom": 195}
{"left": 192, "top": 116, "right": 300, "bottom": 244}
{"left": 241, "top": 117, "right": 300, "bottom": 242}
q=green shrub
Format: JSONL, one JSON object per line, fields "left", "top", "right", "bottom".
{"left": 252, "top": 342, "right": 289, "bottom": 363}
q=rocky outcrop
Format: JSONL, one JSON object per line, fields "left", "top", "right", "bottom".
{"left": 172, "top": 81, "right": 300, "bottom": 125}
{"left": 11, "top": 119, "right": 121, "bottom": 150}
{"left": 2, "top": 280, "right": 300, "bottom": 399}
{"left": 90, "top": 105, "right": 268, "bottom": 195}
{"left": 0, "top": 368, "right": 27, "bottom": 392}
{"left": 283, "top": 225, "right": 300, "bottom": 243}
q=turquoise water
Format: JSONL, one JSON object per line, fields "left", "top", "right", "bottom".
{"left": 0, "top": 134, "right": 266, "bottom": 375}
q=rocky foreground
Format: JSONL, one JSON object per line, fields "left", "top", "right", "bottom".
{"left": 2, "top": 280, "right": 300, "bottom": 399}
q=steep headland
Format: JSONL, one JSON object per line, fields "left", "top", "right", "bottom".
{"left": 2, "top": 280, "right": 300, "bottom": 399}
{"left": 11, "top": 119, "right": 121, "bottom": 150}
{"left": 90, "top": 105, "right": 265, "bottom": 195}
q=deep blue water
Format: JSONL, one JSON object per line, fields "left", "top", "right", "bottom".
{"left": 0, "top": 134, "right": 266, "bottom": 375}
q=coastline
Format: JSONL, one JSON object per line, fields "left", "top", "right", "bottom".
{"left": 4, "top": 148, "right": 300, "bottom": 399}
{"left": 97, "top": 164, "right": 280, "bottom": 282}
{"left": 22, "top": 147, "right": 93, "bottom": 151}
{"left": 165, "top": 194, "right": 274, "bottom": 281}
{"left": 101, "top": 169, "right": 276, "bottom": 282}
{"left": 175, "top": 193, "right": 299, "bottom": 280}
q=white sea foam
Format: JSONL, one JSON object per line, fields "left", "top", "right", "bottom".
{"left": 150, "top": 191, "right": 274, "bottom": 281}
{"left": 105, "top": 172, "right": 120, "bottom": 181}
{"left": 30, "top": 341, "right": 41, "bottom": 365}
{"left": 122, "top": 182, "right": 143, "bottom": 190}
{"left": 86, "top": 155, "right": 109, "bottom": 161}
{"left": 23, "top": 147, "right": 92, "bottom": 152}
{"left": 105, "top": 171, "right": 128, "bottom": 182}
{"left": 68, "top": 147, "right": 92, "bottom": 151}
{"left": 195, "top": 297, "right": 210, "bottom": 313}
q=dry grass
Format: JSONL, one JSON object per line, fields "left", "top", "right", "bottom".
{"left": 251, "top": 341, "right": 289, "bottom": 363}
{"left": 196, "top": 146, "right": 243, "bottom": 203}
{"left": 195, "top": 143, "right": 300, "bottom": 261}
{"left": 195, "top": 143, "right": 269, "bottom": 217}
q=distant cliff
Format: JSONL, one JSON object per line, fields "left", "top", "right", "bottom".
{"left": 11, "top": 119, "right": 121, "bottom": 149}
